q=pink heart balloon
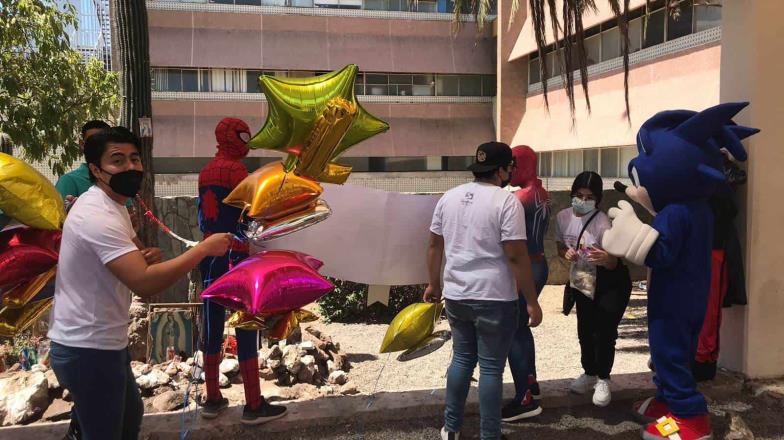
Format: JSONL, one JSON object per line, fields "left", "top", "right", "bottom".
{"left": 200, "top": 250, "right": 333, "bottom": 315}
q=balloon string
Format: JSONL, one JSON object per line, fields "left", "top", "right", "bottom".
{"left": 135, "top": 195, "right": 199, "bottom": 248}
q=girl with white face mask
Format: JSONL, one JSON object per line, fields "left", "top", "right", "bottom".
{"left": 555, "top": 171, "right": 633, "bottom": 408}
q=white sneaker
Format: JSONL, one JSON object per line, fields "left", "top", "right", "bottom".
{"left": 440, "top": 426, "right": 460, "bottom": 440}
{"left": 592, "top": 379, "right": 612, "bottom": 407}
{"left": 569, "top": 374, "right": 597, "bottom": 395}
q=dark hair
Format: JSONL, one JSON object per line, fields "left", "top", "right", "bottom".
{"left": 571, "top": 171, "right": 603, "bottom": 205}
{"left": 84, "top": 126, "right": 140, "bottom": 182}
{"left": 472, "top": 169, "right": 500, "bottom": 180}
{"left": 80, "top": 120, "right": 111, "bottom": 138}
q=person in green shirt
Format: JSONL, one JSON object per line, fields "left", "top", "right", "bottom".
{"left": 56, "top": 120, "right": 111, "bottom": 200}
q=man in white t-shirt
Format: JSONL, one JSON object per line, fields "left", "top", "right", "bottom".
{"left": 425, "top": 141, "right": 543, "bottom": 440}
{"left": 48, "top": 127, "right": 231, "bottom": 440}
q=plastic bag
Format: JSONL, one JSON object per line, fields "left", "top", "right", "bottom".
{"left": 569, "top": 249, "right": 597, "bottom": 299}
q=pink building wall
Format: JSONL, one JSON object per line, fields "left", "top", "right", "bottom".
{"left": 148, "top": 10, "right": 495, "bottom": 74}
{"left": 506, "top": 44, "right": 721, "bottom": 151}
{"left": 151, "top": 100, "right": 494, "bottom": 158}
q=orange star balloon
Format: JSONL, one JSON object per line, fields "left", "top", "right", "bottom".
{"left": 223, "top": 161, "right": 323, "bottom": 220}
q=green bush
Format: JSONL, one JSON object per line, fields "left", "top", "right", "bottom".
{"left": 318, "top": 279, "right": 426, "bottom": 324}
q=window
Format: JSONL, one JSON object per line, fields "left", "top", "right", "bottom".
{"left": 290, "top": 0, "right": 314, "bottom": 6}
{"left": 481, "top": 75, "right": 496, "bottom": 97}
{"left": 600, "top": 148, "right": 619, "bottom": 177}
{"left": 667, "top": 0, "right": 693, "bottom": 40}
{"left": 644, "top": 8, "right": 666, "bottom": 48}
{"left": 568, "top": 150, "right": 583, "bottom": 176}
{"left": 366, "top": 74, "right": 389, "bottom": 95}
{"left": 354, "top": 73, "right": 366, "bottom": 95}
{"left": 436, "top": 75, "right": 459, "bottom": 96}
{"left": 412, "top": 74, "right": 435, "bottom": 96}
{"left": 166, "top": 69, "right": 182, "bottom": 92}
{"left": 415, "top": 0, "right": 437, "bottom": 12}
{"left": 601, "top": 26, "right": 621, "bottom": 61}
{"left": 628, "top": 16, "right": 643, "bottom": 53}
{"left": 529, "top": 57, "right": 541, "bottom": 84}
{"left": 619, "top": 145, "right": 637, "bottom": 178}
{"left": 389, "top": 74, "right": 413, "bottom": 96}
{"left": 200, "top": 69, "right": 210, "bottom": 92}
{"left": 546, "top": 50, "right": 560, "bottom": 79}
{"left": 460, "top": 75, "right": 482, "bottom": 96}
{"left": 246, "top": 70, "right": 262, "bottom": 93}
{"left": 181, "top": 69, "right": 199, "bottom": 92}
{"left": 538, "top": 151, "right": 552, "bottom": 177}
{"left": 553, "top": 151, "right": 569, "bottom": 177}
{"left": 584, "top": 34, "right": 601, "bottom": 65}
{"left": 694, "top": 1, "right": 721, "bottom": 32}
{"left": 583, "top": 149, "right": 599, "bottom": 173}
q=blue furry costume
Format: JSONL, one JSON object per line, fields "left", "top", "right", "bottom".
{"left": 603, "top": 103, "right": 759, "bottom": 419}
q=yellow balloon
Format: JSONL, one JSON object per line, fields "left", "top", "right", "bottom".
{"left": 380, "top": 302, "right": 444, "bottom": 353}
{"left": 0, "top": 297, "right": 53, "bottom": 337}
{"left": 249, "top": 65, "right": 389, "bottom": 181}
{"left": 226, "top": 310, "right": 267, "bottom": 331}
{"left": 0, "top": 153, "right": 64, "bottom": 230}
{"left": 223, "top": 161, "right": 323, "bottom": 220}
{"left": 316, "top": 162, "right": 353, "bottom": 185}
{"left": 267, "top": 308, "right": 319, "bottom": 341}
{"left": 2, "top": 265, "right": 57, "bottom": 309}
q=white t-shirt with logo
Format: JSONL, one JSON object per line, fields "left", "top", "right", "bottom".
{"left": 430, "top": 182, "right": 527, "bottom": 302}
{"left": 554, "top": 207, "right": 612, "bottom": 251}
{"left": 48, "top": 186, "right": 139, "bottom": 350}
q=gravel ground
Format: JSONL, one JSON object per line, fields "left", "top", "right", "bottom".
{"left": 309, "top": 286, "right": 651, "bottom": 395}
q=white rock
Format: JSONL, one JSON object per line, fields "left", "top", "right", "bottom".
{"left": 328, "top": 370, "right": 348, "bottom": 386}
{"left": 131, "top": 363, "right": 151, "bottom": 378}
{"left": 278, "top": 340, "right": 287, "bottom": 350}
{"left": 44, "top": 369, "right": 60, "bottom": 390}
{"left": 30, "top": 364, "right": 47, "bottom": 373}
{"left": 327, "top": 360, "right": 336, "bottom": 373}
{"left": 152, "top": 390, "right": 185, "bottom": 412}
{"left": 164, "top": 363, "right": 179, "bottom": 376}
{"left": 300, "top": 355, "right": 315, "bottom": 366}
{"left": 299, "top": 341, "right": 315, "bottom": 351}
{"left": 199, "top": 372, "right": 230, "bottom": 388}
{"left": 340, "top": 382, "right": 359, "bottom": 395}
{"left": 267, "top": 359, "right": 282, "bottom": 370}
{"left": 185, "top": 357, "right": 195, "bottom": 366}
{"left": 282, "top": 345, "right": 301, "bottom": 374}
{"left": 268, "top": 345, "right": 282, "bottom": 360}
{"left": 0, "top": 372, "right": 50, "bottom": 426}
{"left": 177, "top": 362, "right": 190, "bottom": 374}
{"left": 219, "top": 358, "right": 240, "bottom": 376}
{"left": 136, "top": 369, "right": 171, "bottom": 390}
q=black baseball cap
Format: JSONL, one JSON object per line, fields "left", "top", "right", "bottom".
{"left": 467, "top": 141, "right": 514, "bottom": 173}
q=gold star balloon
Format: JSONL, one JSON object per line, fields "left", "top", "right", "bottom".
{"left": 249, "top": 64, "right": 389, "bottom": 184}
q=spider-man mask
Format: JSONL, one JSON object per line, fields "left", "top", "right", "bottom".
{"left": 215, "top": 117, "right": 251, "bottom": 160}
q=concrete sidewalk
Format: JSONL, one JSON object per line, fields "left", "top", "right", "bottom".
{"left": 0, "top": 372, "right": 665, "bottom": 440}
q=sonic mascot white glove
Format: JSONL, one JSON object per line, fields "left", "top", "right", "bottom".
{"left": 602, "top": 200, "right": 659, "bottom": 266}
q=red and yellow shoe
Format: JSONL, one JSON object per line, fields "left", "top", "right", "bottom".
{"left": 641, "top": 414, "right": 713, "bottom": 440}
{"left": 633, "top": 397, "right": 670, "bottom": 423}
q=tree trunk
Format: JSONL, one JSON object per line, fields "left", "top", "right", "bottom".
{"left": 110, "top": 0, "right": 157, "bottom": 247}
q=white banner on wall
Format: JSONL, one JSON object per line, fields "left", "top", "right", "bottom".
{"left": 263, "top": 184, "right": 442, "bottom": 286}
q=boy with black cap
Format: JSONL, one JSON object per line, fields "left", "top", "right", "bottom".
{"left": 425, "top": 141, "right": 543, "bottom": 440}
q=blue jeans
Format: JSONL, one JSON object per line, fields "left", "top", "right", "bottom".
{"left": 507, "top": 259, "right": 548, "bottom": 401}
{"left": 444, "top": 298, "right": 518, "bottom": 440}
{"left": 49, "top": 342, "right": 143, "bottom": 440}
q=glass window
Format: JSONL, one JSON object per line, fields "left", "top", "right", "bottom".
{"left": 529, "top": 57, "right": 541, "bottom": 84}
{"left": 538, "top": 151, "right": 552, "bottom": 177}
{"left": 694, "top": 1, "right": 721, "bottom": 32}
{"left": 290, "top": 0, "right": 313, "bottom": 6}
{"left": 584, "top": 34, "right": 601, "bottom": 65}
{"left": 481, "top": 75, "right": 496, "bottom": 96}
{"left": 568, "top": 150, "right": 583, "bottom": 176}
{"left": 546, "top": 50, "right": 560, "bottom": 79}
{"left": 601, "top": 26, "right": 621, "bottom": 61}
{"left": 619, "top": 145, "right": 637, "bottom": 178}
{"left": 459, "top": 75, "right": 482, "bottom": 96}
{"left": 363, "top": 0, "right": 386, "bottom": 9}
{"left": 600, "top": 148, "right": 619, "bottom": 177}
{"left": 237, "top": 0, "right": 263, "bottom": 5}
{"left": 436, "top": 75, "right": 459, "bottom": 96}
{"left": 416, "top": 0, "right": 437, "bottom": 12}
{"left": 366, "top": 74, "right": 388, "bottom": 84}
{"left": 167, "top": 68, "right": 182, "bottom": 92}
{"left": 413, "top": 74, "right": 434, "bottom": 85}
{"left": 583, "top": 149, "right": 599, "bottom": 173}
{"left": 383, "top": 157, "right": 428, "bottom": 172}
{"left": 628, "top": 16, "right": 643, "bottom": 53}
{"left": 200, "top": 69, "right": 210, "bottom": 92}
{"left": 553, "top": 151, "right": 568, "bottom": 177}
{"left": 644, "top": 8, "right": 665, "bottom": 48}
{"left": 181, "top": 69, "right": 199, "bottom": 92}
{"left": 667, "top": 0, "right": 693, "bottom": 40}
{"left": 246, "top": 70, "right": 262, "bottom": 93}
{"left": 446, "top": 156, "right": 473, "bottom": 171}
{"left": 389, "top": 74, "right": 412, "bottom": 84}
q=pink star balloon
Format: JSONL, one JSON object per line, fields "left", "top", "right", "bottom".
{"left": 200, "top": 250, "right": 333, "bottom": 315}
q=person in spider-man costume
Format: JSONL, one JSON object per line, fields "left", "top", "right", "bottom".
{"left": 198, "top": 117, "right": 287, "bottom": 423}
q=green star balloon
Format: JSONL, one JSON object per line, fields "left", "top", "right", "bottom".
{"left": 249, "top": 64, "right": 389, "bottom": 160}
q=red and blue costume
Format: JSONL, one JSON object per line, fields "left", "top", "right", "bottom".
{"left": 198, "top": 118, "right": 262, "bottom": 410}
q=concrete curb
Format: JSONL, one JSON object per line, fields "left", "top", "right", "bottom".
{"left": 0, "top": 371, "right": 742, "bottom": 440}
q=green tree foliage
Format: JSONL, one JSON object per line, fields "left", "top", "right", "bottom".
{"left": 0, "top": 0, "right": 118, "bottom": 175}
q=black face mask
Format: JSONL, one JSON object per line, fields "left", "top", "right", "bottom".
{"left": 100, "top": 168, "right": 143, "bottom": 198}
{"left": 500, "top": 178, "right": 511, "bottom": 188}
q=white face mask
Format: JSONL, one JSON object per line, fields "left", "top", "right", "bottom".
{"left": 572, "top": 197, "right": 596, "bottom": 215}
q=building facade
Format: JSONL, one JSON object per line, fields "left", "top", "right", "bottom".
{"left": 497, "top": 0, "right": 722, "bottom": 188}
{"left": 146, "top": 0, "right": 497, "bottom": 195}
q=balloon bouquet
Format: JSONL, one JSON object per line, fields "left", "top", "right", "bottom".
{"left": 0, "top": 153, "right": 65, "bottom": 337}
{"left": 200, "top": 64, "right": 390, "bottom": 339}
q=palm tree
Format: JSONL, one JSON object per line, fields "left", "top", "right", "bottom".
{"left": 110, "top": 0, "right": 158, "bottom": 247}
{"left": 451, "top": 0, "right": 721, "bottom": 118}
